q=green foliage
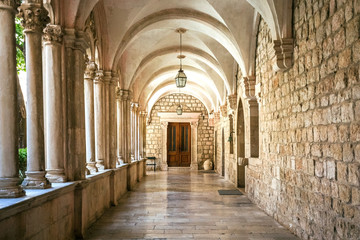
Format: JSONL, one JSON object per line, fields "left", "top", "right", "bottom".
{"left": 18, "top": 148, "right": 27, "bottom": 182}
{"left": 15, "top": 17, "right": 25, "bottom": 73}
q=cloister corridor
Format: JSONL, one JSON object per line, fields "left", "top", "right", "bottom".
{"left": 86, "top": 171, "right": 298, "bottom": 240}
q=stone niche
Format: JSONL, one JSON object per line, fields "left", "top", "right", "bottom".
{"left": 145, "top": 93, "right": 214, "bottom": 170}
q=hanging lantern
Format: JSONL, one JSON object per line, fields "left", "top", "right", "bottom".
{"left": 176, "top": 105, "right": 183, "bottom": 115}
{"left": 175, "top": 28, "right": 187, "bottom": 88}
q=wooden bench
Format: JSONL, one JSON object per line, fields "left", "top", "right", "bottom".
{"left": 146, "top": 157, "right": 156, "bottom": 172}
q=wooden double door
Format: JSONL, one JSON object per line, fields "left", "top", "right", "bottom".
{"left": 167, "top": 122, "right": 191, "bottom": 167}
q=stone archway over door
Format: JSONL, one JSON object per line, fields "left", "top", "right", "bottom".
{"left": 158, "top": 112, "right": 201, "bottom": 170}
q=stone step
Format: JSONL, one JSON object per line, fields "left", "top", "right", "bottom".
{"left": 168, "top": 167, "right": 190, "bottom": 172}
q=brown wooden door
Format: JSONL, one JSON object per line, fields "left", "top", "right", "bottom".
{"left": 167, "top": 123, "right": 191, "bottom": 167}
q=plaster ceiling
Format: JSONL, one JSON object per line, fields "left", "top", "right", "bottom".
{"left": 58, "top": 0, "right": 291, "bottom": 114}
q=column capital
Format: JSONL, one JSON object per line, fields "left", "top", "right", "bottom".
{"left": 43, "top": 24, "right": 63, "bottom": 44}
{"left": 103, "top": 71, "right": 112, "bottom": 85}
{"left": 0, "top": 0, "right": 20, "bottom": 10}
{"left": 131, "top": 102, "right": 139, "bottom": 111}
{"left": 220, "top": 104, "right": 227, "bottom": 117}
{"left": 17, "top": 3, "right": 49, "bottom": 33}
{"left": 111, "top": 72, "right": 119, "bottom": 86}
{"left": 94, "top": 70, "right": 104, "bottom": 84}
{"left": 84, "top": 61, "right": 97, "bottom": 80}
{"left": 227, "top": 94, "right": 237, "bottom": 110}
{"left": 117, "top": 89, "right": 131, "bottom": 101}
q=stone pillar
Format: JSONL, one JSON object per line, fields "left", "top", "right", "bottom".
{"left": 63, "top": 30, "right": 87, "bottom": 181}
{"left": 130, "top": 103, "right": 135, "bottom": 161}
{"left": 18, "top": 1, "right": 51, "bottom": 188}
{"left": 108, "top": 72, "right": 118, "bottom": 169}
{"left": 84, "top": 61, "right": 97, "bottom": 174}
{"left": 0, "top": 0, "right": 25, "bottom": 197}
{"left": 94, "top": 70, "right": 105, "bottom": 170}
{"left": 190, "top": 121, "right": 199, "bottom": 170}
{"left": 43, "top": 24, "right": 66, "bottom": 182}
{"left": 160, "top": 122, "right": 168, "bottom": 170}
{"left": 138, "top": 111, "right": 143, "bottom": 159}
{"left": 133, "top": 103, "right": 139, "bottom": 161}
{"left": 124, "top": 91, "right": 132, "bottom": 163}
{"left": 103, "top": 71, "right": 111, "bottom": 169}
{"left": 116, "top": 89, "right": 123, "bottom": 163}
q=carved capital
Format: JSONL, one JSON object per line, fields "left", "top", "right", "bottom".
{"left": 94, "top": 70, "right": 104, "bottom": 84}
{"left": 118, "top": 89, "right": 131, "bottom": 101}
{"left": 43, "top": 24, "right": 63, "bottom": 43}
{"left": 270, "top": 38, "right": 294, "bottom": 72}
{"left": 111, "top": 72, "right": 119, "bottom": 86}
{"left": 220, "top": 104, "right": 227, "bottom": 117}
{"left": 240, "top": 76, "right": 256, "bottom": 99}
{"left": 103, "top": 71, "right": 112, "bottom": 85}
{"left": 227, "top": 94, "right": 237, "bottom": 110}
{"left": 84, "top": 61, "right": 97, "bottom": 80}
{"left": 17, "top": 4, "right": 49, "bottom": 33}
{"left": 0, "top": 0, "right": 20, "bottom": 10}
{"left": 160, "top": 122, "right": 168, "bottom": 129}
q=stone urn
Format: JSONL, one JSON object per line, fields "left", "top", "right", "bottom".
{"left": 203, "top": 160, "right": 213, "bottom": 170}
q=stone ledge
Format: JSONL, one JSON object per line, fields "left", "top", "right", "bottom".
{"left": 0, "top": 181, "right": 76, "bottom": 221}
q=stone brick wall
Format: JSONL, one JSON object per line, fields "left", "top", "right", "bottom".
{"left": 146, "top": 93, "right": 214, "bottom": 169}
{"left": 247, "top": 1, "right": 360, "bottom": 239}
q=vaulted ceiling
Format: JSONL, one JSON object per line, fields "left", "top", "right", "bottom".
{"left": 55, "top": 0, "right": 292, "bottom": 113}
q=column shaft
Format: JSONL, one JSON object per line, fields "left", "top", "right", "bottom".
{"left": 0, "top": 1, "right": 25, "bottom": 197}
{"left": 116, "top": 92, "right": 123, "bottom": 163}
{"left": 84, "top": 61, "right": 97, "bottom": 174}
{"left": 43, "top": 25, "right": 66, "bottom": 182}
{"left": 94, "top": 71, "right": 105, "bottom": 170}
{"left": 19, "top": 3, "right": 51, "bottom": 188}
{"left": 108, "top": 72, "right": 117, "bottom": 169}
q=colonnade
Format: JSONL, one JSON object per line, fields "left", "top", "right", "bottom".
{"left": 0, "top": 0, "right": 146, "bottom": 198}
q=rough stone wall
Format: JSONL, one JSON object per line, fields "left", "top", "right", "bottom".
{"left": 214, "top": 113, "right": 237, "bottom": 183}
{"left": 145, "top": 93, "right": 214, "bottom": 169}
{"left": 248, "top": 1, "right": 360, "bottom": 239}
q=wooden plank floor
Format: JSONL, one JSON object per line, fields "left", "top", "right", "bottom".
{"left": 86, "top": 171, "right": 299, "bottom": 240}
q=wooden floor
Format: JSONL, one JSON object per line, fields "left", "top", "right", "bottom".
{"left": 86, "top": 171, "right": 299, "bottom": 240}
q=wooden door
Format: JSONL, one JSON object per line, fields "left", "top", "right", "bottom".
{"left": 167, "top": 123, "right": 191, "bottom": 167}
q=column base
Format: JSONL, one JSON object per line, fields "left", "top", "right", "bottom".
{"left": 96, "top": 160, "right": 105, "bottom": 171}
{"left": 0, "top": 178, "right": 25, "bottom": 198}
{"left": 86, "top": 162, "right": 98, "bottom": 174}
{"left": 190, "top": 163, "right": 199, "bottom": 171}
{"left": 22, "top": 171, "right": 51, "bottom": 189}
{"left": 46, "top": 169, "right": 66, "bottom": 183}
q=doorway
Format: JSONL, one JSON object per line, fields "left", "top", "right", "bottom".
{"left": 167, "top": 122, "right": 191, "bottom": 167}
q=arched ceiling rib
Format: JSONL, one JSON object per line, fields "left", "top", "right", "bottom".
{"left": 84, "top": 0, "right": 291, "bottom": 112}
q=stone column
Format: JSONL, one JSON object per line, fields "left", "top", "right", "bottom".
{"left": 160, "top": 122, "right": 168, "bottom": 170}
{"left": 116, "top": 89, "right": 123, "bottom": 164}
{"left": 63, "top": 30, "right": 87, "bottom": 181}
{"left": 0, "top": 0, "right": 25, "bottom": 197}
{"left": 133, "top": 103, "right": 139, "bottom": 161}
{"left": 84, "top": 61, "right": 97, "bottom": 174}
{"left": 130, "top": 103, "right": 135, "bottom": 161}
{"left": 138, "top": 111, "right": 143, "bottom": 159}
{"left": 190, "top": 121, "right": 199, "bottom": 170}
{"left": 43, "top": 24, "right": 66, "bottom": 182}
{"left": 125, "top": 91, "right": 132, "bottom": 163}
{"left": 94, "top": 70, "right": 105, "bottom": 170}
{"left": 18, "top": 1, "right": 51, "bottom": 188}
{"left": 108, "top": 72, "right": 118, "bottom": 169}
{"left": 103, "top": 71, "right": 111, "bottom": 169}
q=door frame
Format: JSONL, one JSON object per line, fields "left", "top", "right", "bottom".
{"left": 158, "top": 112, "right": 201, "bottom": 171}
{"left": 167, "top": 122, "right": 191, "bottom": 167}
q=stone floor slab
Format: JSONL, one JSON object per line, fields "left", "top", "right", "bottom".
{"left": 86, "top": 171, "right": 299, "bottom": 240}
